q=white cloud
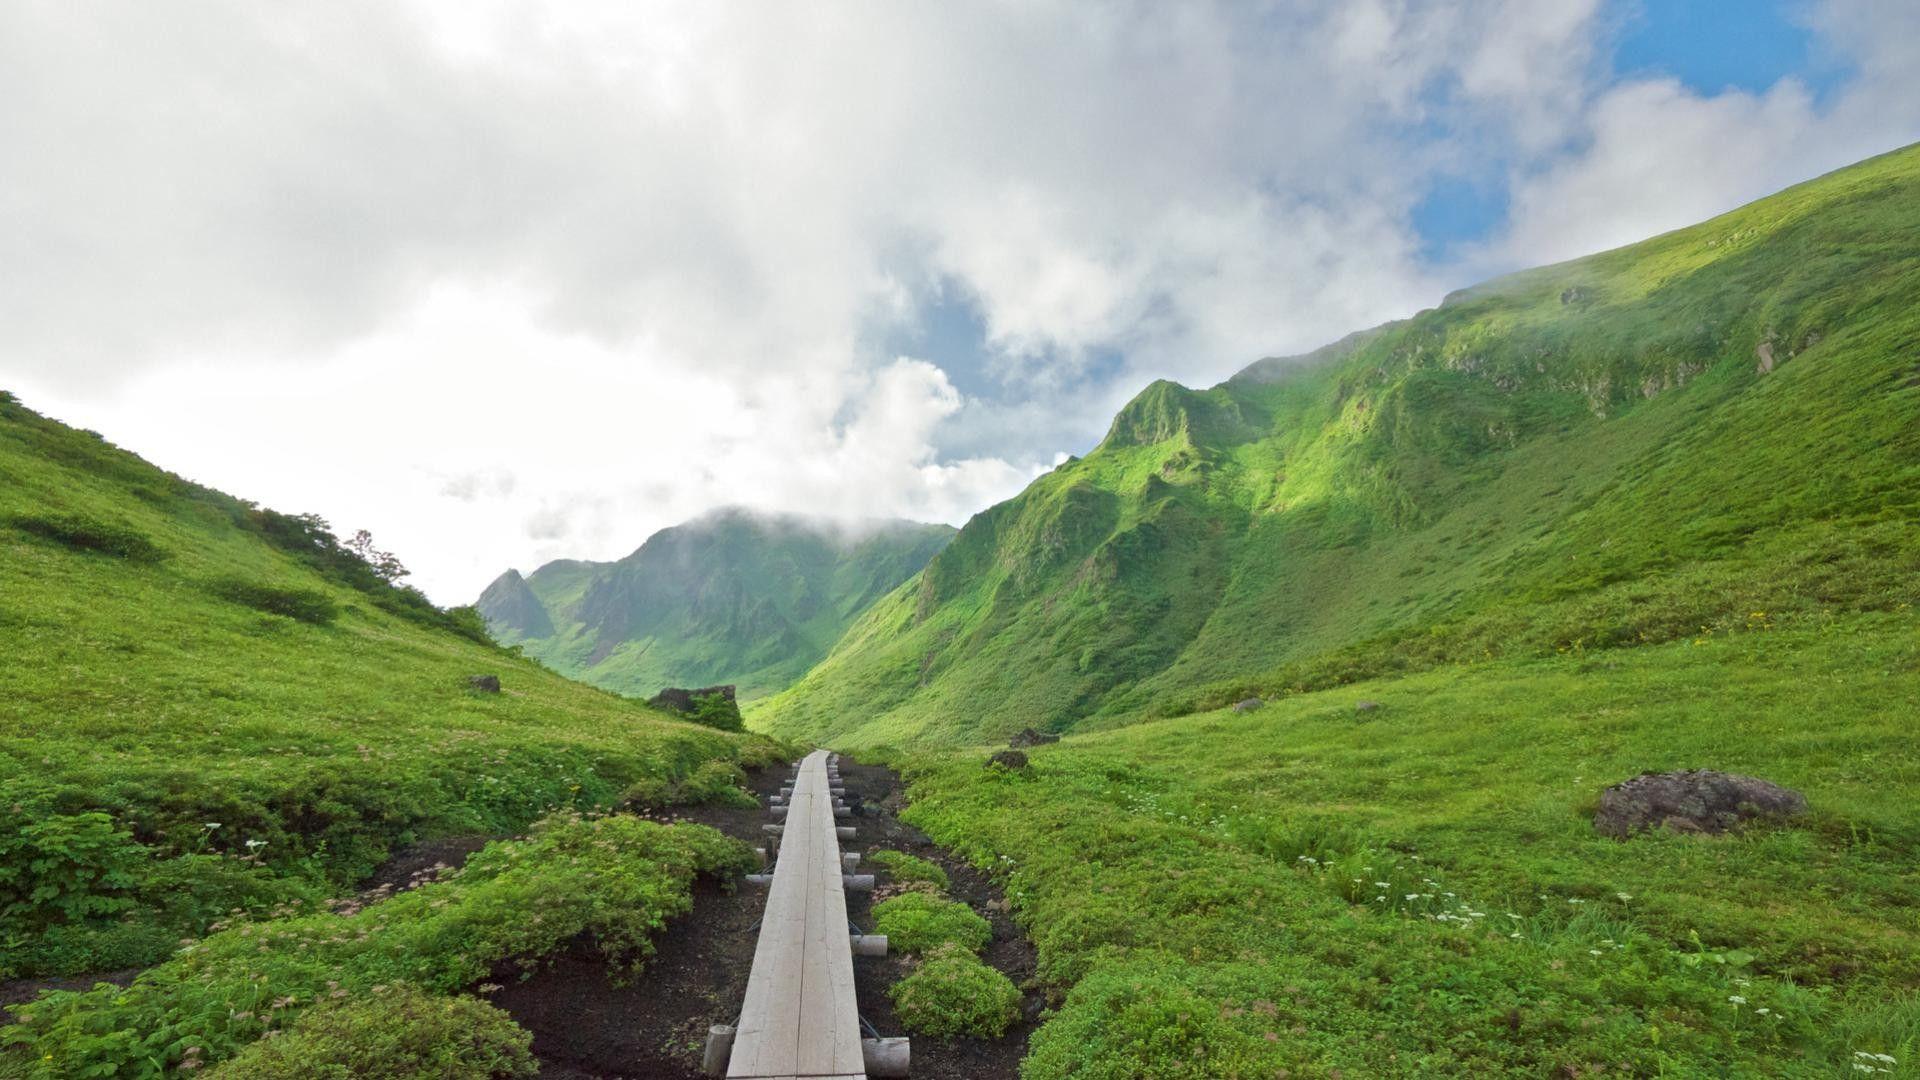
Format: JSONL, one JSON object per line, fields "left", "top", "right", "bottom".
{"left": 1489, "top": 0, "right": 1920, "bottom": 269}
{"left": 2, "top": 1, "right": 1915, "bottom": 602}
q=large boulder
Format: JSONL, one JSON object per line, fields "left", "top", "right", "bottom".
{"left": 647, "top": 684, "right": 737, "bottom": 713}
{"left": 646, "top": 685, "right": 743, "bottom": 732}
{"left": 986, "top": 750, "right": 1029, "bottom": 771}
{"left": 1594, "top": 770, "right": 1807, "bottom": 838}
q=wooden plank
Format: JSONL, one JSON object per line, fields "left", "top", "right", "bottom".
{"left": 727, "top": 750, "right": 865, "bottom": 1079}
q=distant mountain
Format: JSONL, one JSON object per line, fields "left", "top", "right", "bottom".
{"left": 756, "top": 141, "right": 1920, "bottom": 746}
{"left": 477, "top": 509, "right": 955, "bottom": 699}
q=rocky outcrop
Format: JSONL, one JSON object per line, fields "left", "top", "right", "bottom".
{"left": 648, "top": 684, "right": 737, "bottom": 714}
{"left": 1008, "top": 727, "right": 1060, "bottom": 747}
{"left": 1594, "top": 770, "right": 1807, "bottom": 838}
{"left": 986, "top": 750, "right": 1029, "bottom": 771}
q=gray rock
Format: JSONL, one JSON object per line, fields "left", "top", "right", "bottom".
{"left": 1354, "top": 700, "right": 1382, "bottom": 713}
{"left": 1594, "top": 770, "right": 1807, "bottom": 838}
{"left": 987, "top": 749, "right": 1029, "bottom": 771}
{"left": 1008, "top": 727, "right": 1060, "bottom": 748}
{"left": 467, "top": 674, "right": 501, "bottom": 693}
{"left": 1232, "top": 697, "right": 1264, "bottom": 713}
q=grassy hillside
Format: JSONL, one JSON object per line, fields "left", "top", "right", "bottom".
{"left": 479, "top": 509, "right": 953, "bottom": 700}
{"left": 755, "top": 142, "right": 1920, "bottom": 747}
{"left": 898, "top": 613, "right": 1919, "bottom": 1076}
{"left": 0, "top": 395, "right": 782, "bottom": 983}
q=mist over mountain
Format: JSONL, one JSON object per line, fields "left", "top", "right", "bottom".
{"left": 757, "top": 143, "right": 1920, "bottom": 746}
{"left": 477, "top": 508, "right": 954, "bottom": 699}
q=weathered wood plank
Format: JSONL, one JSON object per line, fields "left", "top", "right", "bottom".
{"left": 726, "top": 750, "right": 865, "bottom": 1079}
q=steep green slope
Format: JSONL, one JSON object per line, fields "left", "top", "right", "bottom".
{"left": 0, "top": 396, "right": 781, "bottom": 980}
{"left": 478, "top": 509, "right": 954, "bottom": 700}
{"left": 759, "top": 142, "right": 1920, "bottom": 747}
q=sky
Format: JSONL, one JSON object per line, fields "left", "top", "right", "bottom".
{"left": 4, "top": 0, "right": 1918, "bottom": 604}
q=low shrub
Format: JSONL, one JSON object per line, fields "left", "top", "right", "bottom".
{"left": 871, "top": 892, "right": 990, "bottom": 955}
{"left": 889, "top": 944, "right": 1021, "bottom": 1039}
{"left": 9, "top": 513, "right": 165, "bottom": 562}
{"left": 868, "top": 849, "right": 950, "bottom": 891}
{"left": 687, "top": 691, "right": 745, "bottom": 733}
{"left": 206, "top": 577, "right": 340, "bottom": 624}
{"left": 1020, "top": 962, "right": 1282, "bottom": 1079}
{"left": 0, "top": 814, "right": 755, "bottom": 1076}
{"left": 205, "top": 984, "right": 535, "bottom": 1080}
{"left": 0, "top": 803, "right": 325, "bottom": 979}
{"left": 622, "top": 759, "right": 757, "bottom": 810}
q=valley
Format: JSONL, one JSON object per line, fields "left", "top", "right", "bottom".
{"left": 2, "top": 144, "right": 1916, "bottom": 1077}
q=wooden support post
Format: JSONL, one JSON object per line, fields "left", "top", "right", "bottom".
{"left": 702, "top": 1025, "right": 734, "bottom": 1076}
{"left": 850, "top": 933, "right": 888, "bottom": 957}
{"left": 840, "top": 851, "right": 859, "bottom": 871}
{"left": 761, "top": 824, "right": 784, "bottom": 835}
{"left": 835, "top": 826, "right": 854, "bottom": 839}
{"left": 744, "top": 873, "right": 774, "bottom": 886}
{"left": 833, "top": 806, "right": 852, "bottom": 818}
{"left": 863, "top": 1037, "right": 910, "bottom": 1077}
{"left": 766, "top": 805, "right": 789, "bottom": 818}
{"left": 843, "top": 874, "right": 875, "bottom": 892}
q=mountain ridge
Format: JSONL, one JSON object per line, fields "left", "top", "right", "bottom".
{"left": 756, "top": 140, "right": 1920, "bottom": 746}
{"left": 478, "top": 507, "right": 955, "bottom": 699}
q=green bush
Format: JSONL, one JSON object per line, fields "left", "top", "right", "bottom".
{"left": 205, "top": 984, "right": 535, "bottom": 1080}
{"left": 9, "top": 513, "right": 165, "bottom": 562}
{"left": 0, "top": 800, "right": 326, "bottom": 979}
{"left": 868, "top": 849, "right": 950, "bottom": 891}
{"left": 687, "top": 691, "right": 745, "bottom": 732}
{"left": 871, "top": 892, "right": 990, "bottom": 955}
{"left": 0, "top": 813, "right": 145, "bottom": 930}
{"left": 0, "top": 814, "right": 755, "bottom": 1076}
{"left": 889, "top": 944, "right": 1021, "bottom": 1038}
{"left": 622, "top": 760, "right": 757, "bottom": 810}
{"left": 206, "top": 577, "right": 340, "bottom": 624}
{"left": 1020, "top": 962, "right": 1282, "bottom": 1079}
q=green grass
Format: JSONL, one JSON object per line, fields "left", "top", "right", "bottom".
{"left": 1, "top": 813, "right": 753, "bottom": 1077}
{"left": 204, "top": 984, "right": 535, "bottom": 1080}
{"left": 890, "top": 943, "right": 1022, "bottom": 1039}
{"left": 0, "top": 397, "right": 784, "bottom": 979}
{"left": 894, "top": 615, "right": 1920, "bottom": 1076}
{"left": 868, "top": 848, "right": 951, "bottom": 891}
{"left": 755, "top": 141, "right": 1920, "bottom": 748}
{"left": 480, "top": 509, "right": 953, "bottom": 701}
{"left": 871, "top": 891, "right": 992, "bottom": 955}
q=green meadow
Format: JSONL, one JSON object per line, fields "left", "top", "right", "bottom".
{"left": 897, "top": 615, "right": 1919, "bottom": 1076}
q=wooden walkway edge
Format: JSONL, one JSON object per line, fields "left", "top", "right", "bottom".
{"left": 724, "top": 750, "right": 868, "bottom": 1079}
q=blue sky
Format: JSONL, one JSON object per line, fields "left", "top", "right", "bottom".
{"left": 916, "top": 0, "right": 1867, "bottom": 402}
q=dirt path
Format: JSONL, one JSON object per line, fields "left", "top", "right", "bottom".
{"left": 490, "top": 755, "right": 1038, "bottom": 1079}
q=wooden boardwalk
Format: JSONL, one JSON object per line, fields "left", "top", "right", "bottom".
{"left": 726, "top": 750, "right": 866, "bottom": 1079}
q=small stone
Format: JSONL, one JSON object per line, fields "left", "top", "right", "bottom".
{"left": 1354, "top": 700, "right": 1381, "bottom": 713}
{"left": 1232, "top": 697, "right": 1264, "bottom": 713}
{"left": 467, "top": 674, "right": 502, "bottom": 693}
{"left": 1008, "top": 727, "right": 1060, "bottom": 748}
